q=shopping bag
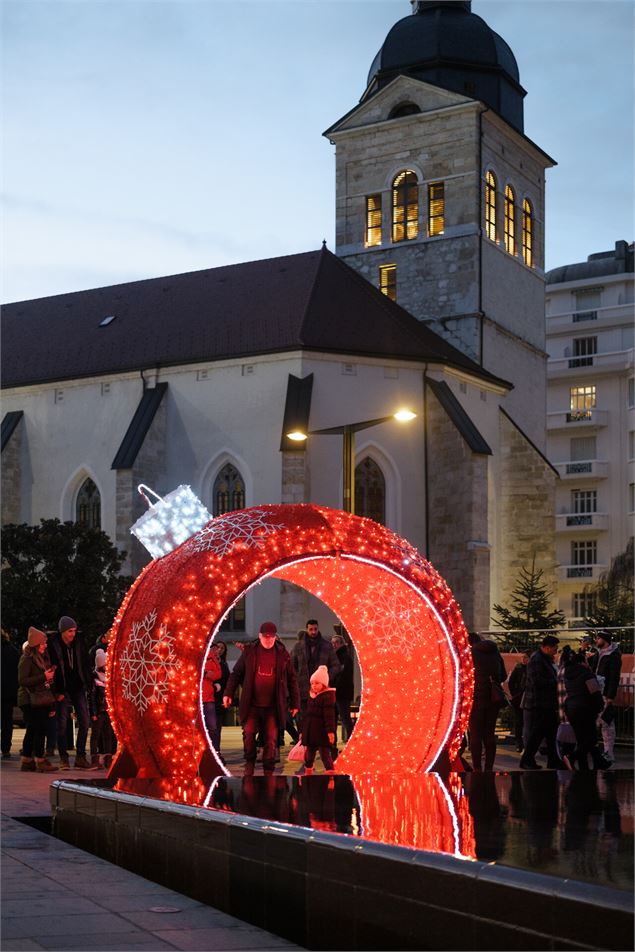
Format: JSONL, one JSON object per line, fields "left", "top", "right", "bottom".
{"left": 288, "top": 740, "right": 306, "bottom": 762}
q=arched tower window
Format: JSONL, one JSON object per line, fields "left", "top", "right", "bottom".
{"left": 522, "top": 198, "right": 534, "bottom": 267}
{"left": 392, "top": 170, "right": 418, "bottom": 243}
{"left": 504, "top": 185, "right": 516, "bottom": 255}
{"left": 76, "top": 477, "right": 101, "bottom": 530}
{"left": 485, "top": 171, "right": 497, "bottom": 242}
{"left": 354, "top": 457, "right": 386, "bottom": 525}
{"left": 213, "top": 464, "right": 246, "bottom": 630}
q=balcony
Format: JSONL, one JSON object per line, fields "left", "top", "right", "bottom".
{"left": 546, "top": 302, "right": 634, "bottom": 332}
{"left": 555, "top": 460, "right": 609, "bottom": 480}
{"left": 555, "top": 512, "right": 609, "bottom": 533}
{"left": 548, "top": 350, "right": 633, "bottom": 378}
{"left": 547, "top": 409, "right": 609, "bottom": 431}
{"left": 559, "top": 564, "right": 607, "bottom": 582}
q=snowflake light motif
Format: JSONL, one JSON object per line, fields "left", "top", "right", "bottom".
{"left": 120, "top": 609, "right": 180, "bottom": 713}
{"left": 190, "top": 508, "right": 285, "bottom": 557}
{"left": 354, "top": 580, "right": 420, "bottom": 658}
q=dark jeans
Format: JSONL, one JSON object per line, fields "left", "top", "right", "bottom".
{"left": 522, "top": 708, "right": 559, "bottom": 767}
{"left": 566, "top": 700, "right": 603, "bottom": 769}
{"left": 243, "top": 706, "right": 278, "bottom": 771}
{"left": 304, "top": 745, "right": 334, "bottom": 770}
{"left": 511, "top": 700, "right": 524, "bottom": 748}
{"left": 20, "top": 704, "right": 51, "bottom": 758}
{"left": 336, "top": 697, "right": 354, "bottom": 742}
{"left": 203, "top": 702, "right": 220, "bottom": 752}
{"left": 1, "top": 699, "right": 15, "bottom": 754}
{"left": 278, "top": 711, "right": 299, "bottom": 746}
{"left": 90, "top": 712, "right": 116, "bottom": 757}
{"left": 469, "top": 703, "right": 499, "bottom": 771}
{"left": 57, "top": 689, "right": 89, "bottom": 758}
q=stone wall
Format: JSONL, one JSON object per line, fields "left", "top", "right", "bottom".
{"left": 496, "top": 411, "right": 558, "bottom": 616}
{"left": 1, "top": 419, "right": 23, "bottom": 525}
{"left": 426, "top": 385, "right": 491, "bottom": 630}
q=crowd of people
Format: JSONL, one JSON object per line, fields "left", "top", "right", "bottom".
{"left": 2, "top": 615, "right": 623, "bottom": 778}
{"left": 2, "top": 617, "right": 115, "bottom": 772}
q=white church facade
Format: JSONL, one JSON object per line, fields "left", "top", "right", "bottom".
{"left": 1, "top": 1, "right": 559, "bottom": 636}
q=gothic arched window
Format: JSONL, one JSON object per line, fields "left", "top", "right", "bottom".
{"left": 504, "top": 185, "right": 516, "bottom": 255}
{"left": 485, "top": 171, "right": 497, "bottom": 242}
{"left": 76, "top": 477, "right": 101, "bottom": 530}
{"left": 354, "top": 457, "right": 386, "bottom": 525}
{"left": 213, "top": 463, "right": 246, "bottom": 630}
{"left": 392, "top": 170, "right": 419, "bottom": 243}
{"left": 522, "top": 198, "right": 534, "bottom": 267}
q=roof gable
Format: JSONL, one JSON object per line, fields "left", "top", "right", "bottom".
{"left": 325, "top": 75, "right": 474, "bottom": 137}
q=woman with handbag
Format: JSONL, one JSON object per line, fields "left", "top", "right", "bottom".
{"left": 17, "top": 627, "right": 58, "bottom": 772}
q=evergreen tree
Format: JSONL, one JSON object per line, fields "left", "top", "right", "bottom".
{"left": 492, "top": 559, "right": 565, "bottom": 636}
{"left": 584, "top": 539, "right": 634, "bottom": 631}
{"left": 1, "top": 519, "right": 131, "bottom": 646}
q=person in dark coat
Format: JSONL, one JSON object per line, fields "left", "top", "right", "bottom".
{"left": 301, "top": 665, "right": 337, "bottom": 774}
{"left": 467, "top": 632, "right": 506, "bottom": 771}
{"left": 291, "top": 620, "right": 341, "bottom": 721}
{"left": 1, "top": 630, "right": 19, "bottom": 759}
{"left": 17, "top": 627, "right": 58, "bottom": 772}
{"left": 559, "top": 646, "right": 608, "bottom": 770}
{"left": 88, "top": 649, "right": 116, "bottom": 768}
{"left": 590, "top": 631, "right": 622, "bottom": 764}
{"left": 212, "top": 641, "right": 230, "bottom": 757}
{"left": 47, "top": 615, "right": 92, "bottom": 769}
{"left": 520, "top": 635, "right": 562, "bottom": 770}
{"left": 223, "top": 622, "right": 299, "bottom": 776}
{"left": 507, "top": 653, "right": 529, "bottom": 751}
{"left": 331, "top": 634, "right": 354, "bottom": 743}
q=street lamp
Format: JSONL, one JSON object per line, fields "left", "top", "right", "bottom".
{"left": 287, "top": 409, "right": 416, "bottom": 513}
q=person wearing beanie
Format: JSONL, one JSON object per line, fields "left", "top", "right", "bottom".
{"left": 17, "top": 627, "right": 58, "bottom": 773}
{"left": 223, "top": 622, "right": 300, "bottom": 777}
{"left": 47, "top": 615, "right": 92, "bottom": 769}
{"left": 299, "top": 664, "right": 337, "bottom": 774}
{"left": 88, "top": 648, "right": 115, "bottom": 769}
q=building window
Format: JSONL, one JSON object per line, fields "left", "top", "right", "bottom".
{"left": 569, "top": 385, "right": 596, "bottom": 420}
{"left": 570, "top": 337, "right": 597, "bottom": 368}
{"left": 213, "top": 464, "right": 246, "bottom": 631}
{"left": 571, "top": 540, "right": 597, "bottom": 566}
{"left": 355, "top": 457, "right": 385, "bottom": 525}
{"left": 76, "top": 478, "right": 101, "bottom": 530}
{"left": 629, "top": 431, "right": 635, "bottom": 461}
{"left": 628, "top": 377, "right": 635, "bottom": 409}
{"left": 392, "top": 170, "right": 418, "bottom": 242}
{"left": 574, "top": 287, "right": 601, "bottom": 322}
{"left": 572, "top": 591, "right": 596, "bottom": 619}
{"left": 522, "top": 198, "right": 533, "bottom": 267}
{"left": 572, "top": 489, "right": 597, "bottom": 513}
{"left": 630, "top": 482, "right": 635, "bottom": 513}
{"left": 379, "top": 264, "right": 397, "bottom": 302}
{"left": 504, "top": 184, "right": 515, "bottom": 254}
{"left": 570, "top": 436, "right": 596, "bottom": 462}
{"left": 485, "top": 170, "right": 497, "bottom": 241}
{"left": 427, "top": 182, "right": 444, "bottom": 236}
{"left": 365, "top": 194, "right": 382, "bottom": 247}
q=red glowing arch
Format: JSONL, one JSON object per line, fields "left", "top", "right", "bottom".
{"left": 106, "top": 504, "right": 473, "bottom": 780}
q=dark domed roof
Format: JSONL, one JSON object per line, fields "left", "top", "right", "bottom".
{"left": 365, "top": 1, "right": 525, "bottom": 133}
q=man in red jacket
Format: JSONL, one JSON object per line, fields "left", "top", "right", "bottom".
{"left": 223, "top": 622, "right": 299, "bottom": 777}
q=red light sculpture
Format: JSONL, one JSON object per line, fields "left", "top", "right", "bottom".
{"left": 106, "top": 504, "right": 473, "bottom": 781}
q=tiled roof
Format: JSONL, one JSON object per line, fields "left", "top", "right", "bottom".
{"left": 1, "top": 247, "right": 510, "bottom": 390}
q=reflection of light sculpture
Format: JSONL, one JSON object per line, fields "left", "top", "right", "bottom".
{"left": 107, "top": 504, "right": 473, "bottom": 782}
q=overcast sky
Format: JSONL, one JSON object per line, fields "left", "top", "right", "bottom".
{"left": 2, "top": 0, "right": 633, "bottom": 303}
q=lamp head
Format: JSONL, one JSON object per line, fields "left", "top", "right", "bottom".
{"left": 286, "top": 430, "right": 308, "bottom": 442}
{"left": 394, "top": 409, "right": 417, "bottom": 423}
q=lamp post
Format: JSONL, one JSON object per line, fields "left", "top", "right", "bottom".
{"left": 287, "top": 409, "right": 416, "bottom": 513}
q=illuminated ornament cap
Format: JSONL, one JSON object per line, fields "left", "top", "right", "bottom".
{"left": 131, "top": 484, "right": 211, "bottom": 559}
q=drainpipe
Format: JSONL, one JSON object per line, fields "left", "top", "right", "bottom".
{"left": 478, "top": 107, "right": 490, "bottom": 367}
{"left": 423, "top": 364, "right": 430, "bottom": 559}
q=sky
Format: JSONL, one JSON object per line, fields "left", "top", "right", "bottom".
{"left": 2, "top": 0, "right": 633, "bottom": 303}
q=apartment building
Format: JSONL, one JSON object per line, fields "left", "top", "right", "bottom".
{"left": 546, "top": 240, "right": 634, "bottom": 623}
